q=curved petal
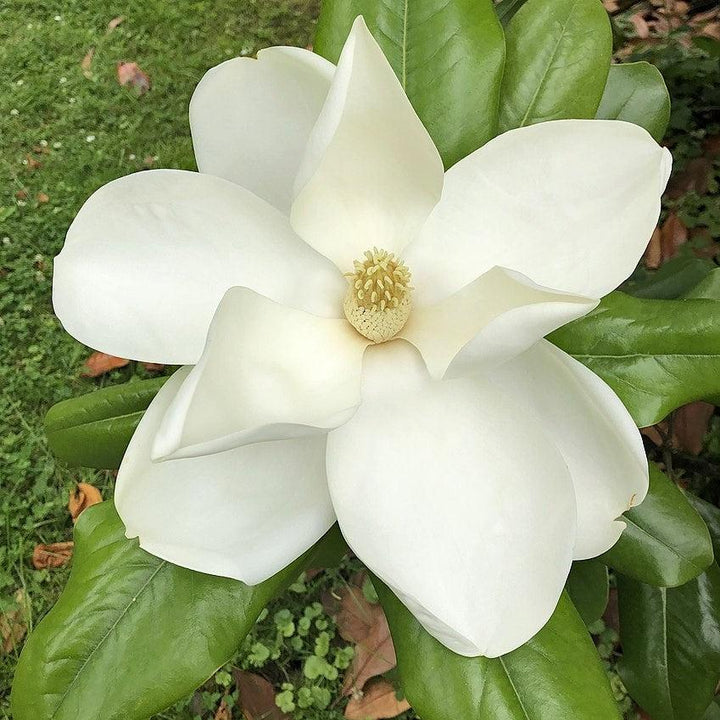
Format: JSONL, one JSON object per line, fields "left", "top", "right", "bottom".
{"left": 400, "top": 266, "right": 596, "bottom": 378}
{"left": 327, "top": 340, "right": 577, "bottom": 657}
{"left": 290, "top": 17, "right": 444, "bottom": 272}
{"left": 190, "top": 47, "right": 334, "bottom": 213}
{"left": 153, "top": 287, "right": 368, "bottom": 460}
{"left": 404, "top": 120, "right": 672, "bottom": 304}
{"left": 53, "top": 170, "right": 346, "bottom": 364}
{"left": 490, "top": 340, "right": 649, "bottom": 559}
{"left": 115, "top": 368, "right": 336, "bottom": 585}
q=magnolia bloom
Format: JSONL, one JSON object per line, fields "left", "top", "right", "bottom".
{"left": 53, "top": 18, "right": 671, "bottom": 657}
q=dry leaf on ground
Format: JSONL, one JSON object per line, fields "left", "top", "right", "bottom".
{"left": 0, "top": 590, "right": 29, "bottom": 654}
{"left": 344, "top": 679, "right": 411, "bottom": 720}
{"left": 643, "top": 226, "right": 663, "bottom": 269}
{"left": 214, "top": 697, "right": 232, "bottom": 720}
{"left": 81, "top": 47, "right": 95, "bottom": 78}
{"left": 81, "top": 351, "right": 129, "bottom": 377}
{"left": 32, "top": 541, "right": 74, "bottom": 569}
{"left": 659, "top": 212, "right": 688, "bottom": 262}
{"left": 107, "top": 16, "right": 125, "bottom": 32}
{"left": 142, "top": 362, "right": 165, "bottom": 372}
{"left": 335, "top": 583, "right": 397, "bottom": 695}
{"left": 36, "top": 192, "right": 49, "bottom": 204}
{"left": 233, "top": 670, "right": 289, "bottom": 720}
{"left": 68, "top": 482, "right": 103, "bottom": 522}
{"left": 117, "top": 61, "right": 151, "bottom": 94}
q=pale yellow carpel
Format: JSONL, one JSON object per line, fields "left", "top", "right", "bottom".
{"left": 343, "top": 247, "right": 412, "bottom": 343}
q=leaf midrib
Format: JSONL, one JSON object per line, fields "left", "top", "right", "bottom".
{"left": 49, "top": 561, "right": 168, "bottom": 718}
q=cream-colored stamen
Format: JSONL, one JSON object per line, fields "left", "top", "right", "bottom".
{"left": 343, "top": 247, "right": 412, "bottom": 343}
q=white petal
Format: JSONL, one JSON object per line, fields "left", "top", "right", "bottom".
{"left": 404, "top": 120, "right": 672, "bottom": 304}
{"left": 490, "top": 340, "right": 649, "bottom": 559}
{"left": 53, "top": 169, "right": 346, "bottom": 364}
{"left": 191, "top": 47, "right": 334, "bottom": 213}
{"left": 327, "top": 340, "right": 577, "bottom": 657}
{"left": 153, "top": 287, "right": 368, "bottom": 460}
{"left": 115, "top": 368, "right": 336, "bottom": 585}
{"left": 400, "top": 266, "right": 596, "bottom": 378}
{"left": 290, "top": 17, "right": 444, "bottom": 271}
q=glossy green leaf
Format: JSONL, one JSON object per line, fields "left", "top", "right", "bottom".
{"left": 314, "top": 0, "right": 505, "bottom": 167}
{"left": 566, "top": 559, "right": 609, "bottom": 625}
{"left": 11, "top": 502, "right": 341, "bottom": 720}
{"left": 625, "top": 255, "right": 714, "bottom": 300}
{"left": 498, "top": 0, "right": 612, "bottom": 133}
{"left": 377, "top": 582, "right": 621, "bottom": 719}
{"left": 601, "top": 464, "right": 713, "bottom": 587}
{"left": 596, "top": 62, "right": 671, "bottom": 141}
{"left": 550, "top": 291, "right": 720, "bottom": 427}
{"left": 617, "top": 567, "right": 720, "bottom": 720}
{"left": 45, "top": 377, "right": 166, "bottom": 469}
{"left": 685, "top": 268, "right": 720, "bottom": 301}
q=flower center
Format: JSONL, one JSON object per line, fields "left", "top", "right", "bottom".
{"left": 343, "top": 247, "right": 412, "bottom": 343}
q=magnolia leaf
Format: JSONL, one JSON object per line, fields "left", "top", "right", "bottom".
{"left": 45, "top": 376, "right": 166, "bottom": 468}
{"left": 376, "top": 581, "right": 621, "bottom": 719}
{"left": 617, "top": 567, "right": 720, "bottom": 720}
{"left": 601, "top": 464, "right": 713, "bottom": 587}
{"left": 314, "top": 0, "right": 505, "bottom": 167}
{"left": 498, "top": 0, "right": 612, "bottom": 133}
{"left": 705, "top": 700, "right": 720, "bottom": 720}
{"left": 566, "top": 560, "right": 609, "bottom": 625}
{"left": 686, "top": 493, "right": 720, "bottom": 559}
{"left": 494, "top": 0, "right": 528, "bottom": 25}
{"left": 11, "top": 502, "right": 343, "bottom": 720}
{"left": 596, "top": 62, "right": 671, "bottom": 141}
{"left": 550, "top": 291, "right": 720, "bottom": 428}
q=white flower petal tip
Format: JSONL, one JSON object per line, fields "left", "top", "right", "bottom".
{"left": 405, "top": 119, "right": 673, "bottom": 303}
{"left": 116, "top": 368, "right": 336, "bottom": 585}
{"left": 327, "top": 340, "right": 577, "bottom": 658}
{"left": 400, "top": 266, "right": 597, "bottom": 379}
{"left": 290, "top": 16, "right": 444, "bottom": 271}
{"left": 490, "top": 340, "right": 649, "bottom": 561}
{"left": 153, "top": 287, "right": 369, "bottom": 460}
{"left": 52, "top": 169, "right": 346, "bottom": 364}
{"left": 190, "top": 46, "right": 334, "bottom": 212}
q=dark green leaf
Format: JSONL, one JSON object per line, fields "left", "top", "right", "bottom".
{"left": 601, "top": 464, "right": 713, "bottom": 587}
{"left": 566, "top": 560, "right": 609, "bottom": 625}
{"left": 624, "top": 255, "right": 714, "bottom": 300}
{"left": 550, "top": 291, "right": 720, "bottom": 427}
{"left": 686, "top": 493, "right": 720, "bottom": 561}
{"left": 45, "top": 377, "right": 166, "bottom": 469}
{"left": 495, "top": 0, "right": 528, "bottom": 26}
{"left": 498, "top": 0, "right": 612, "bottom": 133}
{"left": 704, "top": 700, "right": 720, "bottom": 720}
{"left": 11, "top": 502, "right": 340, "bottom": 720}
{"left": 377, "top": 582, "right": 621, "bottom": 719}
{"left": 685, "top": 268, "right": 720, "bottom": 301}
{"left": 314, "top": 0, "right": 505, "bottom": 167}
{"left": 596, "top": 62, "right": 671, "bottom": 141}
{"left": 618, "top": 568, "right": 720, "bottom": 720}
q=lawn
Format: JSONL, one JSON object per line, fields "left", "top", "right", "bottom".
{"left": 1, "top": 1, "right": 719, "bottom": 718}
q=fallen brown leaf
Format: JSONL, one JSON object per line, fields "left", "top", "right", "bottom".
{"left": 659, "top": 212, "right": 688, "bottom": 262}
{"left": 704, "top": 135, "right": 720, "bottom": 158}
{"left": 666, "top": 157, "right": 713, "bottom": 198}
{"left": 32, "top": 541, "right": 74, "bottom": 569}
{"left": 233, "top": 670, "right": 289, "bottom": 720}
{"left": 81, "top": 351, "right": 129, "bottom": 377}
{"left": 25, "top": 154, "right": 41, "bottom": 171}
{"left": 344, "top": 679, "right": 411, "bottom": 720}
{"left": 36, "top": 192, "right": 49, "bottom": 204}
{"left": 1, "top": 590, "right": 29, "bottom": 654}
{"left": 107, "top": 16, "right": 125, "bottom": 32}
{"left": 81, "top": 47, "right": 95, "bottom": 78}
{"left": 643, "top": 226, "right": 663, "bottom": 269}
{"left": 117, "top": 61, "right": 151, "bottom": 94}
{"left": 336, "top": 583, "right": 397, "bottom": 695}
{"left": 673, "top": 401, "right": 715, "bottom": 455}
{"left": 631, "top": 12, "right": 651, "bottom": 38}
{"left": 68, "top": 482, "right": 103, "bottom": 522}
{"left": 214, "top": 697, "right": 232, "bottom": 720}
{"left": 142, "top": 362, "right": 165, "bottom": 372}
{"left": 15, "top": 188, "right": 27, "bottom": 201}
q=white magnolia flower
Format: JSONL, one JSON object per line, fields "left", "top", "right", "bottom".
{"left": 53, "top": 18, "right": 671, "bottom": 657}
